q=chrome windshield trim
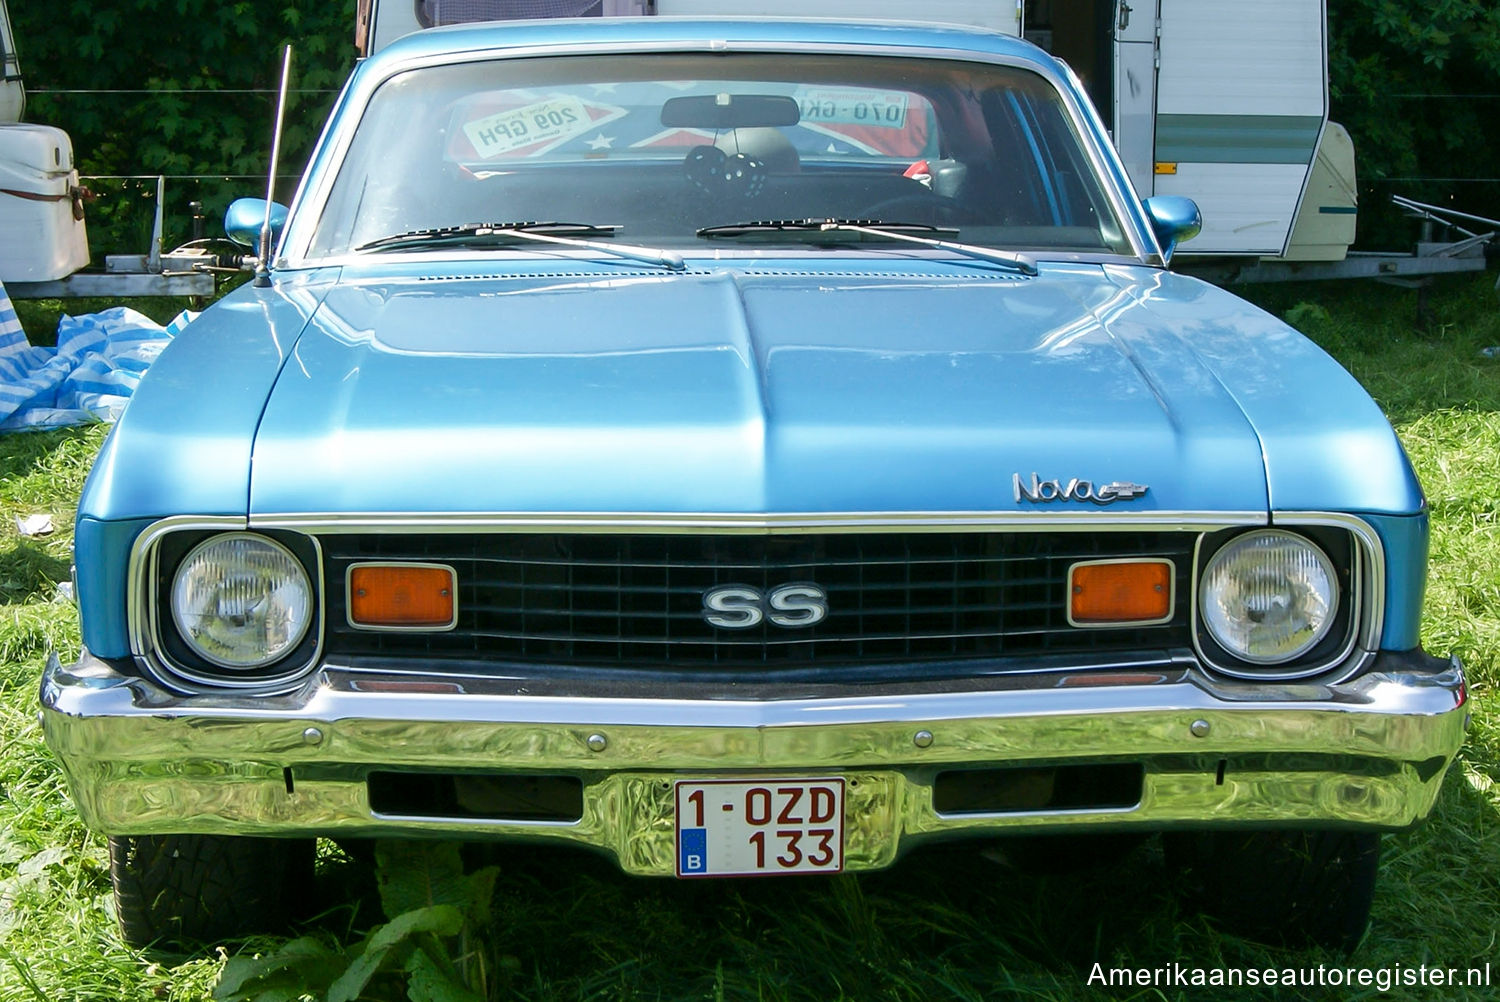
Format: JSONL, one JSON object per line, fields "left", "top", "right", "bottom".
{"left": 248, "top": 510, "right": 1268, "bottom": 534}
{"left": 278, "top": 38, "right": 1153, "bottom": 267}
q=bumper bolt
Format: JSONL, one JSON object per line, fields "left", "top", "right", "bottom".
{"left": 587, "top": 733, "right": 608, "bottom": 752}
{"left": 302, "top": 727, "right": 324, "bottom": 746}
{"left": 1189, "top": 719, "right": 1211, "bottom": 738}
{"left": 913, "top": 729, "right": 934, "bottom": 748}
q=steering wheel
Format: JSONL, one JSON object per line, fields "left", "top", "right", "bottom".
{"left": 858, "top": 190, "right": 958, "bottom": 224}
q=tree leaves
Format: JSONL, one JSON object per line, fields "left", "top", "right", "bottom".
{"left": 1326, "top": 1, "right": 1500, "bottom": 243}
{"left": 8, "top": 1, "right": 358, "bottom": 254}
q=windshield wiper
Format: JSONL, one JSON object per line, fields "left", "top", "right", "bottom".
{"left": 696, "top": 218, "right": 1037, "bottom": 276}
{"left": 356, "top": 221, "right": 685, "bottom": 272}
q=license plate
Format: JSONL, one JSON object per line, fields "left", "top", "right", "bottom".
{"left": 674, "top": 778, "right": 844, "bottom": 877}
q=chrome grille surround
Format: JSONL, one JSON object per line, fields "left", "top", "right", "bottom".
{"left": 127, "top": 511, "right": 1383, "bottom": 693}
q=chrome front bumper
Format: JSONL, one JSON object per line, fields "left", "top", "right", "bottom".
{"left": 41, "top": 651, "right": 1468, "bottom": 876}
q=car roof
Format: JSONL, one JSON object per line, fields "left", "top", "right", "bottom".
{"left": 367, "top": 15, "right": 1049, "bottom": 69}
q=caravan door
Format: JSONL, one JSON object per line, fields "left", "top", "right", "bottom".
{"left": 1151, "top": 0, "right": 1326, "bottom": 255}
{"left": 1, "top": 0, "right": 23, "bottom": 123}
{"left": 1113, "top": 0, "right": 1155, "bottom": 196}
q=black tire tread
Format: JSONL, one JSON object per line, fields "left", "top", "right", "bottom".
{"left": 109, "top": 833, "right": 314, "bottom": 949}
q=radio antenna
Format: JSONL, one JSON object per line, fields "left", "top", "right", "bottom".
{"left": 255, "top": 45, "right": 293, "bottom": 288}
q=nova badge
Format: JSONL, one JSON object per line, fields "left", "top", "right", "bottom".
{"left": 1014, "top": 473, "right": 1149, "bottom": 506}
{"left": 702, "top": 583, "right": 828, "bottom": 629}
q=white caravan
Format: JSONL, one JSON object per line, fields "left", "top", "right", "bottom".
{"left": 358, "top": 0, "right": 1357, "bottom": 263}
{"left": 0, "top": 1, "right": 91, "bottom": 283}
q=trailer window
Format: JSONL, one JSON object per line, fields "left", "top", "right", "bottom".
{"left": 309, "top": 52, "right": 1129, "bottom": 258}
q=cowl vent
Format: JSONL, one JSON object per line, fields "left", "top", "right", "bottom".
{"left": 414, "top": 269, "right": 1033, "bottom": 282}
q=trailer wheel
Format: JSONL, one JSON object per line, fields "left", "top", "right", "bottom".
{"left": 1164, "top": 829, "right": 1379, "bottom": 952}
{"left": 109, "top": 834, "right": 315, "bottom": 949}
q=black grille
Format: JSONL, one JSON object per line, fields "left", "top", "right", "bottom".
{"left": 320, "top": 531, "right": 1196, "bottom": 670}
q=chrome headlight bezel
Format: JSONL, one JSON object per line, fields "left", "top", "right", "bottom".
{"left": 1193, "top": 526, "right": 1361, "bottom": 681}
{"left": 137, "top": 524, "right": 324, "bottom": 692}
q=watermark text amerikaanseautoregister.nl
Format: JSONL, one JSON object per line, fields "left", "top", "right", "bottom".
{"left": 1088, "top": 961, "right": 1492, "bottom": 992}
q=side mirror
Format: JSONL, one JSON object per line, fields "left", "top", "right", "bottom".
{"left": 224, "top": 197, "right": 290, "bottom": 249}
{"left": 1142, "top": 196, "right": 1202, "bottom": 264}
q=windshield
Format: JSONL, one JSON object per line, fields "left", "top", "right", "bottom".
{"left": 308, "top": 52, "right": 1132, "bottom": 258}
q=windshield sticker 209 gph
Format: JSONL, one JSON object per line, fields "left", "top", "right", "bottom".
{"left": 1013, "top": 473, "right": 1150, "bottom": 505}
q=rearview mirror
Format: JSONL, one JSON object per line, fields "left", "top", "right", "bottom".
{"left": 225, "top": 197, "right": 290, "bottom": 249}
{"left": 661, "top": 94, "right": 800, "bottom": 130}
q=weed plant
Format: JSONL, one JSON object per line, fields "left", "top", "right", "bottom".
{"left": 0, "top": 274, "right": 1497, "bottom": 1000}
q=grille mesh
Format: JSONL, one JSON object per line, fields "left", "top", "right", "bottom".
{"left": 321, "top": 531, "right": 1196, "bottom": 670}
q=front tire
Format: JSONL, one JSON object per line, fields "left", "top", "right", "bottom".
{"left": 109, "top": 834, "right": 315, "bottom": 949}
{"left": 1164, "top": 829, "right": 1380, "bottom": 952}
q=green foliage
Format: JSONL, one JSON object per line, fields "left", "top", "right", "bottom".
{"left": 8, "top": 2, "right": 357, "bottom": 257}
{"left": 214, "top": 842, "right": 496, "bottom": 1002}
{"left": 1328, "top": 0, "right": 1500, "bottom": 244}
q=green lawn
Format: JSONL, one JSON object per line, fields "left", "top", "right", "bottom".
{"left": 1, "top": 273, "right": 1496, "bottom": 1001}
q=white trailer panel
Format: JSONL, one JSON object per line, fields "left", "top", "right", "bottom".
{"left": 1151, "top": 0, "right": 1327, "bottom": 256}
{"left": 1155, "top": 0, "right": 1324, "bottom": 117}
{"left": 1164, "top": 163, "right": 1313, "bottom": 255}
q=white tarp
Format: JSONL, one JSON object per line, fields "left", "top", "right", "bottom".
{"left": 0, "top": 279, "right": 193, "bottom": 431}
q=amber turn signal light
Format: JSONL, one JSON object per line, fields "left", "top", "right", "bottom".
{"left": 348, "top": 563, "right": 456, "bottom": 629}
{"left": 1068, "top": 560, "right": 1173, "bottom": 626}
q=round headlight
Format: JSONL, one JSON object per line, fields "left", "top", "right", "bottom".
{"left": 170, "top": 533, "right": 313, "bottom": 670}
{"left": 1199, "top": 530, "right": 1338, "bottom": 666}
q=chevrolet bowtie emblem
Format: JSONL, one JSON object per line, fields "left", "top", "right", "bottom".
{"left": 1014, "top": 473, "right": 1150, "bottom": 505}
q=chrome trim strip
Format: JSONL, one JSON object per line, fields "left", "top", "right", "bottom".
{"left": 331, "top": 649, "right": 1199, "bottom": 685}
{"left": 278, "top": 39, "right": 1153, "bottom": 267}
{"left": 250, "top": 510, "right": 1268, "bottom": 534}
{"left": 1064, "top": 557, "right": 1177, "bottom": 629}
{"left": 344, "top": 561, "right": 460, "bottom": 633}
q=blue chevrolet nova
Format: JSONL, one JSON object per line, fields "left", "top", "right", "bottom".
{"left": 42, "top": 17, "right": 1466, "bottom": 951}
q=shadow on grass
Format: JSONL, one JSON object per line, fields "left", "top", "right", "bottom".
{"left": 448, "top": 835, "right": 1193, "bottom": 1000}
{"left": 0, "top": 541, "right": 72, "bottom": 604}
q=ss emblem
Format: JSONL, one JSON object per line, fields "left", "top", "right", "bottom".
{"left": 702, "top": 583, "right": 829, "bottom": 629}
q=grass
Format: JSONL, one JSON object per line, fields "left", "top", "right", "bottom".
{"left": 1, "top": 272, "right": 1498, "bottom": 1001}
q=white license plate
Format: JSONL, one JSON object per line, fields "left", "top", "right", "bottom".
{"left": 675, "top": 778, "right": 845, "bottom": 877}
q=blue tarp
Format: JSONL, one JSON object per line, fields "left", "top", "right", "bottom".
{"left": 0, "top": 279, "right": 193, "bottom": 431}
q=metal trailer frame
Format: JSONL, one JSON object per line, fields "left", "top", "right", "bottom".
{"left": 1184, "top": 196, "right": 1495, "bottom": 286}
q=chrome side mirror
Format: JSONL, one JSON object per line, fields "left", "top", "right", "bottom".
{"left": 1142, "top": 196, "right": 1202, "bottom": 264}
{"left": 224, "top": 197, "right": 289, "bottom": 249}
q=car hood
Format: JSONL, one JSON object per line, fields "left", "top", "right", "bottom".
{"left": 244, "top": 260, "right": 1408, "bottom": 517}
